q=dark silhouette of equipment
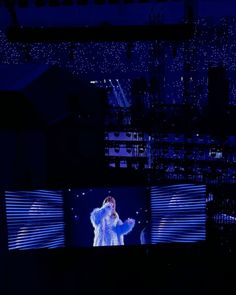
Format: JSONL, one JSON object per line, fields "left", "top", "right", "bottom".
{"left": 207, "top": 66, "right": 229, "bottom": 133}
{"left": 0, "top": 64, "right": 106, "bottom": 188}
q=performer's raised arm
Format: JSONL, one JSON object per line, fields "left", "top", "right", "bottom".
{"left": 90, "top": 196, "right": 135, "bottom": 246}
{"left": 90, "top": 202, "right": 113, "bottom": 227}
{"left": 115, "top": 218, "right": 135, "bottom": 235}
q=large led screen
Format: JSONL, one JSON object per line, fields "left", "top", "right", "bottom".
{"left": 5, "top": 190, "right": 65, "bottom": 250}
{"left": 65, "top": 183, "right": 206, "bottom": 247}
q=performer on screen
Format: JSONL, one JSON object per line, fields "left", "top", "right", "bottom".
{"left": 90, "top": 196, "right": 135, "bottom": 246}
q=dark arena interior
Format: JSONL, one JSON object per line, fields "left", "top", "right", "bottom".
{"left": 0, "top": 1, "right": 236, "bottom": 294}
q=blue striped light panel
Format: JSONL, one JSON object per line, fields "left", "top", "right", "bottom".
{"left": 5, "top": 190, "right": 65, "bottom": 250}
{"left": 150, "top": 184, "right": 206, "bottom": 243}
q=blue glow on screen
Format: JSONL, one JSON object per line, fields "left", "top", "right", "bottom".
{"left": 65, "top": 187, "right": 148, "bottom": 247}
{"left": 150, "top": 184, "right": 206, "bottom": 243}
{"left": 5, "top": 190, "right": 65, "bottom": 250}
{"left": 66, "top": 184, "right": 206, "bottom": 247}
